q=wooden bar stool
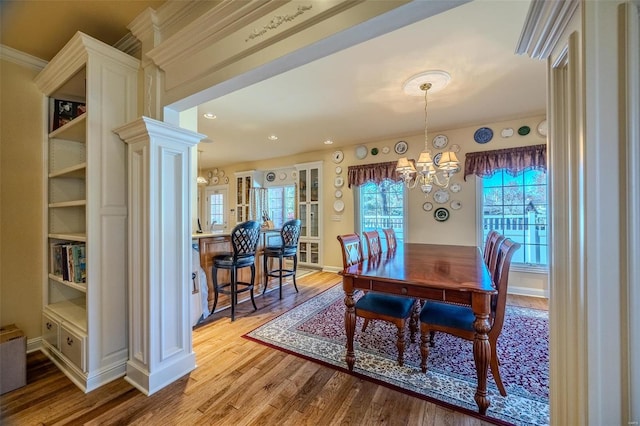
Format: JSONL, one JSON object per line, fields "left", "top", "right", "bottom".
{"left": 211, "top": 220, "right": 261, "bottom": 321}
{"left": 263, "top": 219, "right": 302, "bottom": 299}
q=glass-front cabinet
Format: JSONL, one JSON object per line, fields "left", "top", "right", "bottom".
{"left": 234, "top": 170, "right": 263, "bottom": 224}
{"left": 296, "top": 161, "right": 322, "bottom": 267}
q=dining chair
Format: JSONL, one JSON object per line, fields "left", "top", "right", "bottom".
{"left": 486, "top": 232, "right": 506, "bottom": 279}
{"left": 483, "top": 230, "right": 502, "bottom": 264}
{"left": 211, "top": 220, "right": 261, "bottom": 321}
{"left": 418, "top": 238, "right": 521, "bottom": 396}
{"left": 363, "top": 230, "right": 382, "bottom": 257}
{"left": 382, "top": 228, "right": 397, "bottom": 251}
{"left": 337, "top": 233, "right": 417, "bottom": 366}
{"left": 263, "top": 219, "right": 302, "bottom": 299}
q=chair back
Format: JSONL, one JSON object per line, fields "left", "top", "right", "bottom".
{"left": 363, "top": 230, "right": 382, "bottom": 257}
{"left": 231, "top": 220, "right": 261, "bottom": 261}
{"left": 483, "top": 230, "right": 501, "bottom": 263}
{"left": 337, "top": 233, "right": 364, "bottom": 268}
{"left": 487, "top": 233, "right": 506, "bottom": 278}
{"left": 382, "top": 228, "right": 397, "bottom": 251}
{"left": 280, "top": 219, "right": 301, "bottom": 255}
{"left": 489, "top": 238, "right": 521, "bottom": 336}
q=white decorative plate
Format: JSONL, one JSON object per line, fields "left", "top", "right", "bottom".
{"left": 334, "top": 176, "right": 344, "bottom": 188}
{"left": 211, "top": 176, "right": 219, "bottom": 184}
{"left": 292, "top": 171, "right": 297, "bottom": 178}
{"left": 333, "top": 199, "right": 345, "bottom": 212}
{"left": 394, "top": 140, "right": 408, "bottom": 155}
{"left": 422, "top": 201, "right": 433, "bottom": 212}
{"left": 212, "top": 168, "right": 219, "bottom": 176}
{"left": 450, "top": 200, "right": 462, "bottom": 210}
{"left": 537, "top": 119, "right": 548, "bottom": 137}
{"left": 433, "top": 134, "right": 448, "bottom": 149}
{"left": 335, "top": 166, "right": 342, "bottom": 174}
{"left": 355, "top": 145, "right": 368, "bottom": 160}
{"left": 501, "top": 128, "right": 514, "bottom": 138}
{"left": 218, "top": 170, "right": 225, "bottom": 177}
{"left": 335, "top": 189, "right": 343, "bottom": 198}
{"left": 224, "top": 176, "right": 229, "bottom": 184}
{"left": 279, "top": 172, "right": 287, "bottom": 180}
{"left": 450, "top": 183, "right": 462, "bottom": 193}
{"left": 450, "top": 144, "right": 461, "bottom": 153}
{"left": 332, "top": 150, "right": 344, "bottom": 164}
{"left": 382, "top": 146, "right": 390, "bottom": 154}
{"left": 433, "top": 189, "right": 450, "bottom": 204}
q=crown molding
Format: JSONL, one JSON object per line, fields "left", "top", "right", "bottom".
{"left": 516, "top": 0, "right": 579, "bottom": 59}
{"left": 114, "top": 33, "right": 142, "bottom": 58}
{"left": 0, "top": 44, "right": 48, "bottom": 70}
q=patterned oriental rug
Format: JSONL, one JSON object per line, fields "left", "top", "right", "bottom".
{"left": 244, "top": 284, "right": 549, "bottom": 426}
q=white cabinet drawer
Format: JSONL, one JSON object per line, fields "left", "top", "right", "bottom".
{"left": 60, "top": 325, "right": 86, "bottom": 372}
{"left": 42, "top": 313, "right": 60, "bottom": 350}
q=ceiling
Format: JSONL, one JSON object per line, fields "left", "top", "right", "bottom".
{"left": 1, "top": 1, "right": 546, "bottom": 170}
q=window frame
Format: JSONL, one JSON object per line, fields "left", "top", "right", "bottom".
{"left": 475, "top": 170, "right": 549, "bottom": 273}
{"left": 355, "top": 178, "right": 407, "bottom": 249}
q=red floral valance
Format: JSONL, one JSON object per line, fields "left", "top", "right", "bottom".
{"left": 347, "top": 161, "right": 401, "bottom": 188}
{"left": 464, "top": 144, "right": 547, "bottom": 181}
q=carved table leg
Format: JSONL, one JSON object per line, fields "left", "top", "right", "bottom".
{"left": 472, "top": 293, "right": 492, "bottom": 415}
{"left": 344, "top": 279, "right": 356, "bottom": 371}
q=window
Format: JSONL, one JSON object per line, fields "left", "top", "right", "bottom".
{"left": 203, "top": 187, "right": 228, "bottom": 231}
{"left": 358, "top": 179, "right": 405, "bottom": 245}
{"left": 267, "top": 185, "right": 296, "bottom": 228}
{"left": 480, "top": 169, "right": 548, "bottom": 267}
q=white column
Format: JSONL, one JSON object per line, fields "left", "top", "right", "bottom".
{"left": 114, "top": 117, "right": 205, "bottom": 395}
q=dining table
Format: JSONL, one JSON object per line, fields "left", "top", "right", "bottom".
{"left": 339, "top": 242, "right": 496, "bottom": 414}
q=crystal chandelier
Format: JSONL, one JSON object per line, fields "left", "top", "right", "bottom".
{"left": 396, "top": 77, "right": 460, "bottom": 194}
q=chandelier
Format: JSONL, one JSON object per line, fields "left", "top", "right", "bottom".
{"left": 396, "top": 74, "right": 460, "bottom": 194}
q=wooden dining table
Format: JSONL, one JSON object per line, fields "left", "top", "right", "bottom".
{"left": 339, "top": 243, "right": 496, "bottom": 414}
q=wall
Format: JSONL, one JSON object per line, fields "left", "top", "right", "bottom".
{"left": 0, "top": 58, "right": 45, "bottom": 338}
{"left": 201, "top": 113, "right": 548, "bottom": 296}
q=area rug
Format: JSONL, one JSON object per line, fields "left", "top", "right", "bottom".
{"left": 244, "top": 284, "right": 549, "bottom": 426}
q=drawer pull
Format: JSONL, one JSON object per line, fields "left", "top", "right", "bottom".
{"left": 46, "top": 322, "right": 52, "bottom": 330}
{"left": 66, "top": 337, "right": 74, "bottom": 346}
{"left": 401, "top": 287, "right": 408, "bottom": 295}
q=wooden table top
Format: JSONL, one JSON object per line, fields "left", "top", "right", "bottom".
{"left": 340, "top": 243, "right": 495, "bottom": 294}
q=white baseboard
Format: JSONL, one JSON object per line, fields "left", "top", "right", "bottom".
{"left": 508, "top": 286, "right": 549, "bottom": 298}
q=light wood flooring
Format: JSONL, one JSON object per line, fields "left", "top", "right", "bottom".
{"left": 0, "top": 271, "right": 547, "bottom": 425}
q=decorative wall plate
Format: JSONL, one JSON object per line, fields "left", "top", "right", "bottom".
{"left": 266, "top": 172, "right": 276, "bottom": 182}
{"left": 433, "top": 152, "right": 443, "bottom": 167}
{"left": 207, "top": 171, "right": 213, "bottom": 178}
{"left": 433, "top": 189, "right": 450, "bottom": 204}
{"left": 518, "top": 125, "right": 531, "bottom": 136}
{"left": 332, "top": 150, "right": 344, "bottom": 163}
{"left": 474, "top": 127, "right": 493, "bottom": 144}
{"left": 224, "top": 176, "right": 229, "bottom": 184}
{"left": 211, "top": 176, "right": 219, "bottom": 184}
{"left": 335, "top": 166, "right": 342, "bottom": 174}
{"left": 501, "top": 128, "right": 514, "bottom": 138}
{"left": 333, "top": 199, "right": 345, "bottom": 212}
{"left": 371, "top": 147, "right": 379, "bottom": 156}
{"left": 450, "top": 183, "right": 462, "bottom": 193}
{"left": 335, "top": 189, "right": 343, "bottom": 198}
{"left": 382, "top": 146, "right": 390, "bottom": 154}
{"left": 291, "top": 171, "right": 297, "bottom": 178}
{"left": 537, "top": 119, "right": 548, "bottom": 137}
{"left": 422, "top": 201, "right": 433, "bottom": 212}
{"left": 355, "top": 145, "right": 368, "bottom": 160}
{"left": 434, "top": 207, "right": 450, "bottom": 222}
{"left": 394, "top": 140, "right": 408, "bottom": 154}
{"left": 450, "top": 144, "right": 461, "bottom": 153}
{"left": 334, "top": 176, "right": 344, "bottom": 187}
{"left": 212, "top": 168, "right": 219, "bottom": 176}
{"left": 279, "top": 172, "right": 287, "bottom": 180}
{"left": 432, "top": 134, "right": 448, "bottom": 149}
{"left": 450, "top": 200, "right": 462, "bottom": 210}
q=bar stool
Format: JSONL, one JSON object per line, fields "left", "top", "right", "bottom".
{"left": 211, "top": 220, "right": 261, "bottom": 321}
{"left": 263, "top": 219, "right": 301, "bottom": 299}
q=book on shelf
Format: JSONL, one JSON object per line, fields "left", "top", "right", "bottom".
{"left": 49, "top": 98, "right": 86, "bottom": 132}
{"left": 50, "top": 242, "right": 86, "bottom": 284}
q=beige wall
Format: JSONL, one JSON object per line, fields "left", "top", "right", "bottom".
{"left": 201, "top": 114, "right": 548, "bottom": 296}
{"left": 0, "top": 59, "right": 45, "bottom": 338}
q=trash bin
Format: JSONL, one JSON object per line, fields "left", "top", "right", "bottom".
{"left": 0, "top": 324, "right": 26, "bottom": 394}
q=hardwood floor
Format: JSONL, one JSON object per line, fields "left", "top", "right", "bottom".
{"left": 0, "top": 271, "right": 547, "bottom": 425}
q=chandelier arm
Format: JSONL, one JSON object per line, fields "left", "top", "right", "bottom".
{"left": 432, "top": 172, "right": 451, "bottom": 188}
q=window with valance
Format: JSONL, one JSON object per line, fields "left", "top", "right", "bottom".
{"left": 347, "top": 161, "right": 401, "bottom": 188}
{"left": 463, "top": 144, "right": 547, "bottom": 181}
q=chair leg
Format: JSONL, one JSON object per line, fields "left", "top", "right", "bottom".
{"left": 292, "top": 254, "right": 299, "bottom": 293}
{"left": 249, "top": 264, "right": 257, "bottom": 311}
{"left": 490, "top": 338, "right": 507, "bottom": 396}
{"left": 409, "top": 301, "right": 418, "bottom": 343}
{"left": 362, "top": 318, "right": 370, "bottom": 332}
{"left": 211, "top": 266, "right": 219, "bottom": 314}
{"left": 395, "top": 323, "right": 405, "bottom": 366}
{"left": 278, "top": 255, "right": 283, "bottom": 299}
{"left": 263, "top": 253, "right": 269, "bottom": 294}
{"left": 230, "top": 268, "right": 236, "bottom": 321}
{"left": 420, "top": 325, "right": 430, "bottom": 373}
{"left": 429, "top": 331, "right": 436, "bottom": 347}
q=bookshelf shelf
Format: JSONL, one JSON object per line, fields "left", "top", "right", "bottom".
{"left": 49, "top": 163, "right": 87, "bottom": 179}
{"left": 49, "top": 200, "right": 86, "bottom": 208}
{"left": 47, "top": 299, "right": 87, "bottom": 332}
{"left": 48, "top": 233, "right": 87, "bottom": 242}
{"left": 48, "top": 274, "right": 87, "bottom": 293}
{"left": 48, "top": 113, "right": 87, "bottom": 142}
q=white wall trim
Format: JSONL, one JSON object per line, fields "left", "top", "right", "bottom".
{"left": 0, "top": 44, "right": 47, "bottom": 70}
{"left": 508, "top": 286, "right": 549, "bottom": 299}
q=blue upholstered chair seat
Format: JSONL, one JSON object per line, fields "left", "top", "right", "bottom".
{"left": 213, "top": 253, "right": 256, "bottom": 269}
{"left": 356, "top": 293, "right": 414, "bottom": 319}
{"left": 419, "top": 301, "right": 476, "bottom": 332}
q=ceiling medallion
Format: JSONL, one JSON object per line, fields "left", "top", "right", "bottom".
{"left": 402, "top": 70, "right": 451, "bottom": 96}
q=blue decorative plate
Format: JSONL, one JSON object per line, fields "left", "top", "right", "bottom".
{"left": 474, "top": 127, "right": 493, "bottom": 144}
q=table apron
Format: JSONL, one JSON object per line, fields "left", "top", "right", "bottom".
{"left": 352, "top": 278, "right": 474, "bottom": 305}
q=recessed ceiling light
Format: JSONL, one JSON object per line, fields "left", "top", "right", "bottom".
{"left": 324, "top": 139, "right": 334, "bottom": 145}
{"left": 268, "top": 135, "right": 278, "bottom": 141}
{"left": 203, "top": 113, "right": 217, "bottom": 119}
